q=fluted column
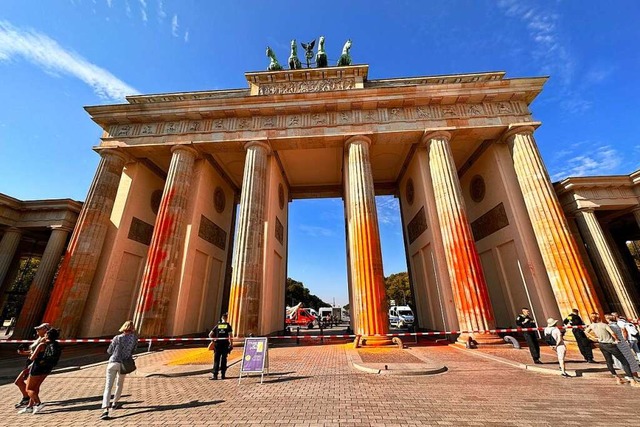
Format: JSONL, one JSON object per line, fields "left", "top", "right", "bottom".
{"left": 344, "top": 135, "right": 390, "bottom": 345}
{"left": 43, "top": 149, "right": 127, "bottom": 337}
{"left": 227, "top": 141, "right": 270, "bottom": 338}
{"left": 13, "top": 226, "right": 70, "bottom": 338}
{"left": 575, "top": 208, "right": 639, "bottom": 318}
{"left": 634, "top": 208, "right": 640, "bottom": 231}
{"left": 133, "top": 146, "right": 199, "bottom": 337}
{"left": 503, "top": 126, "right": 603, "bottom": 317}
{"left": 424, "top": 131, "right": 501, "bottom": 343}
{"left": 0, "top": 227, "right": 23, "bottom": 287}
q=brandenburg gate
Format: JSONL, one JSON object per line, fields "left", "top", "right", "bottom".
{"left": 39, "top": 64, "right": 635, "bottom": 342}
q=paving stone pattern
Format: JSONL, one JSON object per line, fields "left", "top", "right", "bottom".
{"left": 1, "top": 344, "right": 639, "bottom": 426}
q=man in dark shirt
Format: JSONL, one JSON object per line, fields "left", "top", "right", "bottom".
{"left": 209, "top": 313, "right": 233, "bottom": 380}
{"left": 516, "top": 308, "right": 542, "bottom": 364}
{"left": 564, "top": 308, "right": 595, "bottom": 363}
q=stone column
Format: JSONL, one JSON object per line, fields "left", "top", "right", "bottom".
{"left": 344, "top": 135, "right": 390, "bottom": 346}
{"left": 423, "top": 131, "right": 501, "bottom": 344}
{"left": 227, "top": 141, "right": 270, "bottom": 338}
{"left": 133, "top": 146, "right": 199, "bottom": 337}
{"left": 503, "top": 126, "right": 603, "bottom": 317}
{"left": 43, "top": 149, "right": 127, "bottom": 337}
{"left": 13, "top": 226, "right": 70, "bottom": 338}
{"left": 574, "top": 208, "right": 639, "bottom": 318}
{"left": 633, "top": 208, "right": 640, "bottom": 231}
{"left": 0, "top": 227, "right": 22, "bottom": 287}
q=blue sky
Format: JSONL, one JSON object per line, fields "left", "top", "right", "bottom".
{"left": 1, "top": 1, "right": 639, "bottom": 306}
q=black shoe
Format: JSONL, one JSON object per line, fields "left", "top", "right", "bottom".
{"left": 111, "top": 402, "right": 122, "bottom": 410}
{"left": 534, "top": 360, "right": 543, "bottom": 364}
{"left": 561, "top": 372, "right": 571, "bottom": 378}
{"left": 15, "top": 397, "right": 29, "bottom": 408}
{"left": 221, "top": 374, "right": 226, "bottom": 380}
{"left": 209, "top": 375, "right": 218, "bottom": 380}
{"left": 100, "top": 410, "right": 110, "bottom": 420}
{"left": 587, "top": 359, "right": 597, "bottom": 364}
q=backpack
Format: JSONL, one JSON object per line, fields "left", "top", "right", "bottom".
{"left": 544, "top": 331, "right": 557, "bottom": 346}
{"left": 41, "top": 342, "right": 62, "bottom": 368}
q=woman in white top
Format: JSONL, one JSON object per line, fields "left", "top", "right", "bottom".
{"left": 544, "top": 318, "right": 570, "bottom": 377}
{"left": 13, "top": 323, "right": 49, "bottom": 408}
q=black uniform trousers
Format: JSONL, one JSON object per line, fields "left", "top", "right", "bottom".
{"left": 212, "top": 342, "right": 230, "bottom": 378}
{"left": 572, "top": 328, "right": 594, "bottom": 361}
{"left": 598, "top": 342, "right": 633, "bottom": 377}
{"left": 523, "top": 332, "right": 540, "bottom": 361}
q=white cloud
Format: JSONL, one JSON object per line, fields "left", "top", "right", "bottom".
{"left": 157, "top": 0, "right": 166, "bottom": 22}
{"left": 106, "top": 0, "right": 112, "bottom": 7}
{"left": 171, "top": 14, "right": 179, "bottom": 37}
{"left": 376, "top": 196, "right": 400, "bottom": 225}
{"left": 139, "top": 0, "right": 148, "bottom": 22}
{"left": 184, "top": 30, "right": 189, "bottom": 43}
{"left": 550, "top": 145, "right": 623, "bottom": 180}
{"left": 125, "top": 0, "right": 132, "bottom": 17}
{"left": 0, "top": 20, "right": 138, "bottom": 101}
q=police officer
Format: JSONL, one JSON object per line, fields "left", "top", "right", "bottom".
{"left": 209, "top": 313, "right": 233, "bottom": 380}
{"left": 564, "top": 308, "right": 595, "bottom": 363}
{"left": 516, "top": 308, "right": 542, "bottom": 364}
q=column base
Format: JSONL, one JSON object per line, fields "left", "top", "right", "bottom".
{"left": 358, "top": 335, "right": 394, "bottom": 347}
{"left": 457, "top": 332, "right": 504, "bottom": 346}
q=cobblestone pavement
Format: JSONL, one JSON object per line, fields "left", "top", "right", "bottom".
{"left": 1, "top": 343, "right": 639, "bottom": 427}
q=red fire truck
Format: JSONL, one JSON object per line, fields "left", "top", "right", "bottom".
{"left": 285, "top": 303, "right": 317, "bottom": 329}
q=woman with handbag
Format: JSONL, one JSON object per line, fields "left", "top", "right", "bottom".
{"left": 100, "top": 320, "right": 138, "bottom": 420}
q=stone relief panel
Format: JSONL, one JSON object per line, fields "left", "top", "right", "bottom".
{"left": 257, "top": 78, "right": 356, "bottom": 95}
{"left": 407, "top": 206, "right": 427, "bottom": 244}
{"left": 214, "top": 187, "right": 226, "bottom": 213}
{"left": 275, "top": 217, "right": 284, "bottom": 245}
{"left": 150, "top": 190, "right": 163, "bottom": 215}
{"left": 198, "top": 215, "right": 227, "bottom": 250}
{"left": 469, "top": 175, "right": 486, "bottom": 203}
{"left": 470, "top": 203, "right": 509, "bottom": 242}
{"left": 128, "top": 217, "right": 154, "bottom": 246}
{"left": 107, "top": 101, "right": 529, "bottom": 138}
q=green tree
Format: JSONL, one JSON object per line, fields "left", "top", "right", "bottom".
{"left": 285, "top": 277, "right": 331, "bottom": 311}
{"left": 384, "top": 272, "right": 411, "bottom": 306}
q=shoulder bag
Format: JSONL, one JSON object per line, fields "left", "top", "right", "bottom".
{"left": 120, "top": 357, "right": 137, "bottom": 374}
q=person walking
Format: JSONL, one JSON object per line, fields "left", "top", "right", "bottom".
{"left": 584, "top": 313, "right": 640, "bottom": 386}
{"left": 100, "top": 320, "right": 138, "bottom": 420}
{"left": 19, "top": 328, "right": 62, "bottom": 414}
{"left": 14, "top": 323, "right": 50, "bottom": 409}
{"left": 209, "top": 313, "right": 233, "bottom": 380}
{"left": 563, "top": 309, "right": 595, "bottom": 363}
{"left": 544, "top": 318, "right": 570, "bottom": 377}
{"left": 516, "top": 308, "right": 542, "bottom": 364}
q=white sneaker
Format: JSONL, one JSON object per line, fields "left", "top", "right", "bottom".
{"left": 18, "top": 407, "right": 33, "bottom": 414}
{"left": 32, "top": 403, "right": 45, "bottom": 414}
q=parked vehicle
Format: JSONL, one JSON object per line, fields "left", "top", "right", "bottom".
{"left": 389, "top": 305, "right": 414, "bottom": 328}
{"left": 319, "top": 307, "right": 342, "bottom": 327}
{"left": 286, "top": 303, "right": 317, "bottom": 329}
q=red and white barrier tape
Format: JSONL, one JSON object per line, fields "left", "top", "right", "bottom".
{"left": 0, "top": 325, "right": 590, "bottom": 344}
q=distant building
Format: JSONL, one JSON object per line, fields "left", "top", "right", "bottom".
{"left": 2, "top": 64, "right": 638, "bottom": 340}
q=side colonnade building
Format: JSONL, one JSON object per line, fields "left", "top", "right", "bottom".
{"left": 2, "top": 64, "right": 638, "bottom": 342}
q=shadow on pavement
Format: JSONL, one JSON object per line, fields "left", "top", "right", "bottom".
{"left": 111, "top": 400, "right": 224, "bottom": 419}
{"left": 262, "top": 375, "right": 311, "bottom": 383}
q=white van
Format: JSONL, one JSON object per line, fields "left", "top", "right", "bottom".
{"left": 388, "top": 305, "right": 414, "bottom": 328}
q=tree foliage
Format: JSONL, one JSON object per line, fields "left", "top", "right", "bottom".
{"left": 285, "top": 277, "right": 331, "bottom": 311}
{"left": 384, "top": 272, "right": 412, "bottom": 306}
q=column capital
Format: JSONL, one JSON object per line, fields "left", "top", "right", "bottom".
{"left": 49, "top": 225, "right": 73, "bottom": 233}
{"left": 421, "top": 130, "right": 452, "bottom": 146}
{"left": 500, "top": 124, "right": 537, "bottom": 144}
{"left": 3, "top": 226, "right": 22, "bottom": 235}
{"left": 243, "top": 140, "right": 272, "bottom": 155}
{"left": 170, "top": 144, "right": 200, "bottom": 158}
{"left": 345, "top": 135, "right": 372, "bottom": 149}
{"left": 98, "top": 148, "right": 131, "bottom": 163}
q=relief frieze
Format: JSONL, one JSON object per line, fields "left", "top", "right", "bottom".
{"left": 471, "top": 202, "right": 509, "bottom": 242}
{"left": 407, "top": 206, "right": 427, "bottom": 244}
{"left": 198, "top": 215, "right": 226, "bottom": 250}
{"left": 257, "top": 78, "right": 356, "bottom": 95}
{"left": 108, "top": 100, "right": 528, "bottom": 138}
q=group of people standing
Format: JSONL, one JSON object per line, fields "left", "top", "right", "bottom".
{"left": 517, "top": 307, "right": 640, "bottom": 386}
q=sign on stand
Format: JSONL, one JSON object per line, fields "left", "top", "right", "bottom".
{"left": 238, "top": 337, "right": 269, "bottom": 384}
